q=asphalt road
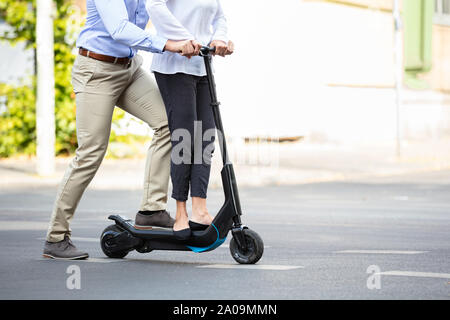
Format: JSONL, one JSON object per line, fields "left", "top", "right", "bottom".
{"left": 0, "top": 170, "right": 449, "bottom": 299}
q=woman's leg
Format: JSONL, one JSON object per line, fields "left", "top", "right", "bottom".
{"left": 191, "top": 197, "right": 213, "bottom": 225}
{"left": 191, "top": 76, "right": 216, "bottom": 225}
{"left": 174, "top": 201, "right": 189, "bottom": 232}
{"left": 154, "top": 72, "right": 198, "bottom": 230}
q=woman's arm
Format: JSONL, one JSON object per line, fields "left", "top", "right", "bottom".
{"left": 146, "top": 0, "right": 194, "bottom": 40}
{"left": 211, "top": 0, "right": 228, "bottom": 44}
{"left": 94, "top": 0, "right": 167, "bottom": 53}
{"left": 210, "top": 0, "right": 231, "bottom": 57}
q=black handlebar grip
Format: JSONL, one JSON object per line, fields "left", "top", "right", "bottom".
{"left": 200, "top": 46, "right": 216, "bottom": 56}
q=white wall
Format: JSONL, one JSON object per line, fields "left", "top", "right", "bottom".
{"left": 144, "top": 0, "right": 401, "bottom": 140}
{"left": 0, "top": 24, "right": 34, "bottom": 86}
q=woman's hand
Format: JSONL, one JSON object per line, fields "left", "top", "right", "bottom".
{"left": 209, "top": 40, "right": 227, "bottom": 57}
{"left": 210, "top": 40, "right": 234, "bottom": 57}
{"left": 226, "top": 40, "right": 234, "bottom": 55}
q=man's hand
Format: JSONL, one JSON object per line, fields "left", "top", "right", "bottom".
{"left": 184, "top": 40, "right": 202, "bottom": 59}
{"left": 164, "top": 39, "right": 192, "bottom": 54}
{"left": 210, "top": 40, "right": 234, "bottom": 57}
{"left": 164, "top": 40, "right": 201, "bottom": 59}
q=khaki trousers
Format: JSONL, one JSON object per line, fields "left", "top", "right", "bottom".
{"left": 46, "top": 54, "right": 171, "bottom": 242}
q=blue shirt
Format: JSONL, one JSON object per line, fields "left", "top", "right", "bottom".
{"left": 77, "top": 0, "right": 168, "bottom": 58}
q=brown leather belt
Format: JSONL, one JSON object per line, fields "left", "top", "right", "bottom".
{"left": 78, "top": 48, "right": 131, "bottom": 65}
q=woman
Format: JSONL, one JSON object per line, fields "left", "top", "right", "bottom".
{"left": 147, "top": 0, "right": 234, "bottom": 239}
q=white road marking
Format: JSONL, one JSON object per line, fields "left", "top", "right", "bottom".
{"left": 219, "top": 244, "right": 271, "bottom": 249}
{"left": 197, "top": 264, "right": 303, "bottom": 271}
{"left": 38, "top": 238, "right": 274, "bottom": 248}
{"left": 393, "top": 196, "right": 409, "bottom": 201}
{"left": 38, "top": 257, "right": 124, "bottom": 263}
{"left": 38, "top": 237, "right": 99, "bottom": 243}
{"left": 334, "top": 250, "right": 426, "bottom": 255}
{"left": 80, "top": 258, "right": 125, "bottom": 263}
{"left": 378, "top": 271, "right": 450, "bottom": 279}
{"left": 0, "top": 221, "right": 49, "bottom": 231}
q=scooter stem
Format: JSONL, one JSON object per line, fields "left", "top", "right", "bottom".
{"left": 200, "top": 47, "right": 243, "bottom": 227}
{"left": 201, "top": 47, "right": 230, "bottom": 166}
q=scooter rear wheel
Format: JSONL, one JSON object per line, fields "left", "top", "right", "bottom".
{"left": 100, "top": 224, "right": 129, "bottom": 259}
{"left": 229, "top": 228, "right": 264, "bottom": 264}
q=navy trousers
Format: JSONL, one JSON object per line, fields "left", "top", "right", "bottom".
{"left": 155, "top": 72, "right": 216, "bottom": 201}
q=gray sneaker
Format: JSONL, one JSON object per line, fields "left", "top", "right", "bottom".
{"left": 43, "top": 236, "right": 89, "bottom": 260}
{"left": 134, "top": 210, "right": 175, "bottom": 229}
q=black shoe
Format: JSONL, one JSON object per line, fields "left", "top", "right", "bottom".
{"left": 173, "top": 228, "right": 191, "bottom": 241}
{"left": 134, "top": 210, "right": 175, "bottom": 229}
{"left": 189, "top": 220, "right": 209, "bottom": 231}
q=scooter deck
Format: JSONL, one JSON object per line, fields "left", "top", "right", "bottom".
{"left": 109, "top": 214, "right": 227, "bottom": 252}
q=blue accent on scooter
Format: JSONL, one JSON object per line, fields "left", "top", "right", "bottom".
{"left": 186, "top": 223, "right": 226, "bottom": 253}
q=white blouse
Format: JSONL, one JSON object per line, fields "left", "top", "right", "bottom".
{"left": 146, "top": 0, "right": 228, "bottom": 76}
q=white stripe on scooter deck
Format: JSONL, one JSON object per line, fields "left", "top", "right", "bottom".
{"left": 378, "top": 271, "right": 450, "bottom": 279}
{"left": 334, "top": 250, "right": 426, "bottom": 255}
{"left": 197, "top": 264, "right": 303, "bottom": 271}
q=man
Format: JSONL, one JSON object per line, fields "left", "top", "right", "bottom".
{"left": 43, "top": 0, "right": 197, "bottom": 260}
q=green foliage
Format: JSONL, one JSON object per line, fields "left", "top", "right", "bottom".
{"left": 0, "top": 83, "right": 36, "bottom": 156}
{"left": 0, "top": 0, "right": 76, "bottom": 157}
{"left": 0, "top": 0, "right": 132, "bottom": 157}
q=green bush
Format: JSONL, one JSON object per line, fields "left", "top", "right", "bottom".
{"left": 0, "top": 0, "right": 131, "bottom": 158}
{"left": 0, "top": 83, "right": 36, "bottom": 156}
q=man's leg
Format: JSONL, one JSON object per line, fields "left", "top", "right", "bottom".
{"left": 116, "top": 66, "right": 173, "bottom": 227}
{"left": 46, "top": 92, "right": 116, "bottom": 243}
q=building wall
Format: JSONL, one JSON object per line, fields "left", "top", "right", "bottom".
{"left": 314, "top": 0, "right": 450, "bottom": 92}
{"left": 421, "top": 24, "right": 450, "bottom": 92}
{"left": 321, "top": 0, "right": 396, "bottom": 11}
{"left": 71, "top": 0, "right": 450, "bottom": 92}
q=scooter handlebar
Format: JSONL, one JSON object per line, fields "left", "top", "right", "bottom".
{"left": 199, "top": 46, "right": 216, "bottom": 56}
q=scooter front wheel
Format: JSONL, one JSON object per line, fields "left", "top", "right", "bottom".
{"left": 100, "top": 224, "right": 129, "bottom": 259}
{"left": 229, "top": 228, "right": 264, "bottom": 264}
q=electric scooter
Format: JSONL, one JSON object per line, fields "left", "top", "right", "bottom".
{"left": 100, "top": 46, "right": 264, "bottom": 264}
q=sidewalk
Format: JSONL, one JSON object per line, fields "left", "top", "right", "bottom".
{"left": 1, "top": 138, "right": 449, "bottom": 190}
